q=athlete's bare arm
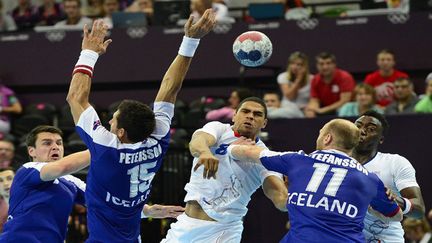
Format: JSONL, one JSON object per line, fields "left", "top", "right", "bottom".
{"left": 40, "top": 150, "right": 90, "bottom": 181}
{"left": 67, "top": 20, "right": 112, "bottom": 124}
{"left": 397, "top": 187, "right": 425, "bottom": 219}
{"left": 190, "top": 131, "right": 218, "bottom": 179}
{"left": 262, "top": 176, "right": 288, "bottom": 212}
{"left": 154, "top": 9, "right": 216, "bottom": 104}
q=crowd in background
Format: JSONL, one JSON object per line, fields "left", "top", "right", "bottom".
{"left": 0, "top": 0, "right": 423, "bottom": 32}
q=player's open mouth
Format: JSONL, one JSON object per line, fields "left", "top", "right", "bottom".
{"left": 51, "top": 154, "right": 60, "bottom": 160}
{"left": 243, "top": 122, "right": 253, "bottom": 127}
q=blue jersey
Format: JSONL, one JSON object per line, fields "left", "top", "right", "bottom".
{"left": 0, "top": 162, "right": 86, "bottom": 242}
{"left": 76, "top": 102, "right": 172, "bottom": 242}
{"left": 259, "top": 149, "right": 400, "bottom": 243}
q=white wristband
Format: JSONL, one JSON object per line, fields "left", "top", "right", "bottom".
{"left": 402, "top": 197, "right": 412, "bottom": 214}
{"left": 73, "top": 50, "right": 99, "bottom": 77}
{"left": 178, "top": 36, "right": 200, "bottom": 57}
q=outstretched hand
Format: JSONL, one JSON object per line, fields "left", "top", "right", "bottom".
{"left": 194, "top": 151, "right": 219, "bottom": 179}
{"left": 82, "top": 19, "right": 112, "bottom": 55}
{"left": 184, "top": 9, "right": 216, "bottom": 39}
{"left": 144, "top": 204, "right": 185, "bottom": 219}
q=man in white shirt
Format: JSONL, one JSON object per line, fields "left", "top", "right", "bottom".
{"left": 162, "top": 97, "right": 288, "bottom": 243}
{"left": 353, "top": 110, "right": 425, "bottom": 243}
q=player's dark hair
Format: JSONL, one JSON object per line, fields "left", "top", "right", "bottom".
{"left": 316, "top": 52, "right": 336, "bottom": 63}
{"left": 362, "top": 110, "right": 389, "bottom": 135}
{"left": 26, "top": 126, "right": 63, "bottom": 147}
{"left": 117, "top": 100, "right": 155, "bottom": 143}
{"left": 236, "top": 97, "right": 268, "bottom": 118}
{"left": 377, "top": 49, "right": 395, "bottom": 58}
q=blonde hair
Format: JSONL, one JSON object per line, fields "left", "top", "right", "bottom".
{"left": 354, "top": 83, "right": 377, "bottom": 104}
{"left": 325, "top": 119, "right": 360, "bottom": 151}
{"left": 286, "top": 52, "right": 310, "bottom": 84}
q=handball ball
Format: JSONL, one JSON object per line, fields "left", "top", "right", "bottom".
{"left": 232, "top": 31, "right": 273, "bottom": 67}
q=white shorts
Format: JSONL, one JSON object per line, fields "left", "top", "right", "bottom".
{"left": 161, "top": 213, "right": 243, "bottom": 243}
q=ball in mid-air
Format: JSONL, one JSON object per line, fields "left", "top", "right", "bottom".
{"left": 232, "top": 31, "right": 273, "bottom": 67}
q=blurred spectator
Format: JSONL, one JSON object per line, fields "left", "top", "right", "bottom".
{"left": 263, "top": 92, "right": 303, "bottom": 119}
{"left": 364, "top": 49, "right": 408, "bottom": 108}
{"left": 11, "top": 0, "right": 39, "bottom": 30}
{"left": 0, "top": 0, "right": 17, "bottom": 32}
{"left": 0, "top": 167, "right": 14, "bottom": 233}
{"left": 402, "top": 218, "right": 431, "bottom": 243}
{"left": 102, "top": 0, "right": 120, "bottom": 28}
{"left": 275, "top": 0, "right": 310, "bottom": 20}
{"left": 190, "top": 0, "right": 231, "bottom": 22}
{"left": 125, "top": 0, "right": 153, "bottom": 24}
{"left": 277, "top": 51, "right": 313, "bottom": 110}
{"left": 0, "top": 140, "right": 14, "bottom": 169}
{"left": 429, "top": 209, "right": 432, "bottom": 221}
{"left": 338, "top": 83, "right": 383, "bottom": 117}
{"left": 37, "top": 0, "right": 65, "bottom": 26}
{"left": 206, "top": 88, "right": 253, "bottom": 121}
{"left": 385, "top": 77, "right": 418, "bottom": 115}
{"left": 55, "top": 0, "right": 92, "bottom": 28}
{"left": 82, "top": 0, "right": 104, "bottom": 18}
{"left": 415, "top": 73, "right": 432, "bottom": 113}
{"left": 0, "top": 83, "right": 22, "bottom": 135}
{"left": 305, "top": 52, "right": 355, "bottom": 117}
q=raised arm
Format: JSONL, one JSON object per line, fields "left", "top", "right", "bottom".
{"left": 66, "top": 20, "right": 112, "bottom": 124}
{"left": 40, "top": 150, "right": 90, "bottom": 181}
{"left": 154, "top": 9, "right": 216, "bottom": 104}
{"left": 189, "top": 131, "right": 218, "bottom": 179}
{"left": 262, "top": 176, "right": 288, "bottom": 212}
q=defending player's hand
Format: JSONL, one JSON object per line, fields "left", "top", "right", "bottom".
{"left": 82, "top": 19, "right": 112, "bottom": 55}
{"left": 184, "top": 9, "right": 216, "bottom": 39}
{"left": 231, "top": 136, "right": 256, "bottom": 146}
{"left": 385, "top": 187, "right": 397, "bottom": 201}
{"left": 144, "top": 204, "right": 185, "bottom": 219}
{"left": 194, "top": 151, "right": 219, "bottom": 179}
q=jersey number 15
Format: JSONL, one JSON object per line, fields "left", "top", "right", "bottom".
{"left": 127, "top": 162, "right": 156, "bottom": 198}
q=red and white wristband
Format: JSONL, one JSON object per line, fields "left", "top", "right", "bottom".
{"left": 72, "top": 50, "right": 99, "bottom": 78}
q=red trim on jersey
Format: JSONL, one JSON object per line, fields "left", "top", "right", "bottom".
{"left": 385, "top": 206, "right": 401, "bottom": 217}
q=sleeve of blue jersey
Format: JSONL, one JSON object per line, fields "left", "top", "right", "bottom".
{"left": 150, "top": 102, "right": 174, "bottom": 140}
{"left": 17, "top": 162, "right": 48, "bottom": 187}
{"left": 259, "top": 150, "right": 299, "bottom": 175}
{"left": 370, "top": 175, "right": 400, "bottom": 217}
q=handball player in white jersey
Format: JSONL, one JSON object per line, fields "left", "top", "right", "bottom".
{"left": 353, "top": 110, "right": 425, "bottom": 243}
{"left": 162, "top": 97, "right": 288, "bottom": 243}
